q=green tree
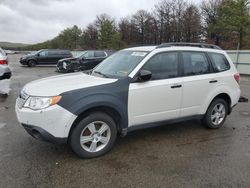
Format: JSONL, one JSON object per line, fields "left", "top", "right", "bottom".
{"left": 217, "top": 0, "right": 250, "bottom": 48}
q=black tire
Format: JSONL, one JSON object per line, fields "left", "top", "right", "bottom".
{"left": 203, "top": 98, "right": 229, "bottom": 129}
{"left": 69, "top": 112, "right": 117, "bottom": 158}
{"left": 27, "top": 60, "right": 36, "bottom": 67}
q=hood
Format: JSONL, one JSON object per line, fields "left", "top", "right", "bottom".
{"left": 21, "top": 54, "right": 35, "bottom": 59}
{"left": 59, "top": 57, "right": 77, "bottom": 62}
{"left": 23, "top": 72, "right": 117, "bottom": 96}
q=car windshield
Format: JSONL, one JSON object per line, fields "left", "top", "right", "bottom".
{"left": 30, "top": 50, "right": 42, "bottom": 55}
{"left": 92, "top": 50, "right": 148, "bottom": 78}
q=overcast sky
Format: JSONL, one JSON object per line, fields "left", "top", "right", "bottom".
{"left": 0, "top": 0, "right": 201, "bottom": 44}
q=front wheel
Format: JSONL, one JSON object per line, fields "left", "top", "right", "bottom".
{"left": 69, "top": 112, "right": 117, "bottom": 158}
{"left": 27, "top": 60, "right": 36, "bottom": 67}
{"left": 203, "top": 98, "right": 229, "bottom": 129}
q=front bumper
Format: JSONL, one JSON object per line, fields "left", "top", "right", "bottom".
{"left": 22, "top": 124, "right": 67, "bottom": 144}
{"left": 15, "top": 99, "right": 77, "bottom": 141}
{"left": 0, "top": 72, "right": 11, "bottom": 80}
{"left": 19, "top": 59, "right": 27, "bottom": 65}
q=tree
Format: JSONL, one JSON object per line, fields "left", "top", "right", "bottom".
{"left": 217, "top": 0, "right": 250, "bottom": 48}
{"left": 182, "top": 5, "right": 202, "bottom": 42}
{"left": 132, "top": 10, "right": 152, "bottom": 44}
{"left": 81, "top": 24, "right": 98, "bottom": 49}
{"left": 202, "top": 0, "right": 250, "bottom": 49}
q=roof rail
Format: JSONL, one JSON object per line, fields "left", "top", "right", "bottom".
{"left": 156, "top": 43, "right": 222, "bottom": 50}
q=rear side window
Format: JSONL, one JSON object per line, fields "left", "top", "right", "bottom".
{"left": 142, "top": 52, "right": 178, "bottom": 80}
{"left": 182, "top": 52, "right": 210, "bottom": 76}
{"left": 209, "top": 53, "right": 230, "bottom": 72}
{"left": 95, "top": 51, "right": 106, "bottom": 57}
{"left": 48, "top": 50, "right": 57, "bottom": 56}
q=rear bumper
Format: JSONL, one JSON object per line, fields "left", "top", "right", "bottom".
{"left": 22, "top": 124, "right": 67, "bottom": 144}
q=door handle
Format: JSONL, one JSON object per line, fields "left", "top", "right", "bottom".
{"left": 171, "top": 84, "right": 182, "bottom": 89}
{"left": 209, "top": 80, "right": 218, "bottom": 83}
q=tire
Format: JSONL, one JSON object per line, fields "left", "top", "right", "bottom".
{"left": 69, "top": 112, "right": 117, "bottom": 158}
{"left": 203, "top": 98, "right": 229, "bottom": 129}
{"left": 27, "top": 60, "right": 36, "bottom": 67}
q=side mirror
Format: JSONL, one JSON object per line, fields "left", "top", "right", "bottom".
{"left": 37, "top": 53, "right": 40, "bottom": 57}
{"left": 137, "top": 70, "right": 152, "bottom": 82}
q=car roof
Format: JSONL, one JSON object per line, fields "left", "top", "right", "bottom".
{"left": 123, "top": 45, "right": 225, "bottom": 54}
{"left": 123, "top": 46, "right": 157, "bottom": 52}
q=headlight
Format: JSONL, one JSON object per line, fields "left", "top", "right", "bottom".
{"left": 23, "top": 96, "right": 61, "bottom": 110}
{"left": 63, "top": 62, "right": 67, "bottom": 69}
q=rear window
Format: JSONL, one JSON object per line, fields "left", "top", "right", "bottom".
{"left": 209, "top": 53, "right": 230, "bottom": 72}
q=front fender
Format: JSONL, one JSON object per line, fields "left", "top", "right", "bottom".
{"left": 57, "top": 78, "right": 131, "bottom": 130}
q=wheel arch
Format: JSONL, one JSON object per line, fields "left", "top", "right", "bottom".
{"left": 68, "top": 105, "right": 125, "bottom": 141}
{"left": 205, "top": 93, "right": 232, "bottom": 115}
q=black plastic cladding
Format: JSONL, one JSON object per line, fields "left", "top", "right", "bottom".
{"left": 57, "top": 77, "right": 131, "bottom": 131}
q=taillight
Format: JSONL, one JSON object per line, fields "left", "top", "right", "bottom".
{"left": 0, "top": 60, "right": 8, "bottom": 65}
{"left": 234, "top": 73, "right": 240, "bottom": 84}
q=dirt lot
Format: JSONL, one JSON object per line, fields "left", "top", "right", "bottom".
{"left": 0, "top": 54, "right": 250, "bottom": 188}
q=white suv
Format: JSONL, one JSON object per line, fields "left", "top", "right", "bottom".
{"left": 15, "top": 43, "right": 241, "bottom": 158}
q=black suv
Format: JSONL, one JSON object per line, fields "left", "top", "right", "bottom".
{"left": 56, "top": 50, "right": 111, "bottom": 73}
{"left": 20, "top": 49, "right": 72, "bottom": 67}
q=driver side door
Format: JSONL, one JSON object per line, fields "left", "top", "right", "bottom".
{"left": 128, "top": 52, "right": 183, "bottom": 127}
{"left": 37, "top": 50, "right": 49, "bottom": 64}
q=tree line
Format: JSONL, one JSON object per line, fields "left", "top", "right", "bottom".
{"left": 22, "top": 0, "right": 250, "bottom": 51}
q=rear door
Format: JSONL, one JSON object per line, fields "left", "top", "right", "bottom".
{"left": 128, "top": 51, "right": 183, "bottom": 127}
{"left": 48, "top": 50, "right": 64, "bottom": 64}
{"left": 180, "top": 51, "right": 218, "bottom": 117}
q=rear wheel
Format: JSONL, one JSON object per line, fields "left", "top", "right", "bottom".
{"left": 27, "top": 60, "right": 36, "bottom": 67}
{"left": 69, "top": 112, "right": 117, "bottom": 158}
{"left": 203, "top": 98, "right": 229, "bottom": 129}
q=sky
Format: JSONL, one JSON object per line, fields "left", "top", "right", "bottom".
{"left": 0, "top": 0, "right": 201, "bottom": 44}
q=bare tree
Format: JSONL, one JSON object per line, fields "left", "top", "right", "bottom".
{"left": 182, "top": 5, "right": 202, "bottom": 42}
{"left": 132, "top": 10, "right": 152, "bottom": 44}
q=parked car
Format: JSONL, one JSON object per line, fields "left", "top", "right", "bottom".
{"left": 56, "top": 50, "right": 111, "bottom": 73}
{"left": 0, "top": 48, "right": 11, "bottom": 95}
{"left": 16, "top": 43, "right": 243, "bottom": 158}
{"left": 20, "top": 49, "right": 72, "bottom": 67}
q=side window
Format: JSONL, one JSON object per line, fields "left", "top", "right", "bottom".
{"left": 84, "top": 51, "right": 95, "bottom": 58}
{"left": 95, "top": 51, "right": 106, "bottom": 58}
{"left": 39, "top": 50, "right": 48, "bottom": 57}
{"left": 209, "top": 53, "right": 230, "bottom": 72}
{"left": 182, "top": 52, "right": 210, "bottom": 76}
{"left": 142, "top": 52, "right": 178, "bottom": 80}
{"left": 48, "top": 50, "right": 57, "bottom": 56}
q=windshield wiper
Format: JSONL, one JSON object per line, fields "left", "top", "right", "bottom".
{"left": 93, "top": 71, "right": 109, "bottom": 78}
